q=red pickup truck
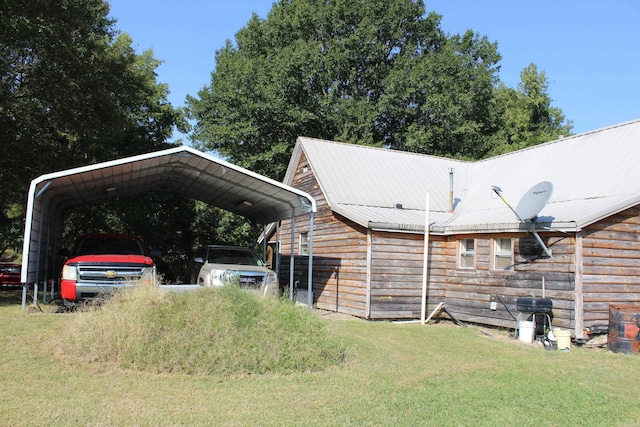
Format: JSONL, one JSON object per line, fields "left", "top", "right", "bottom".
{"left": 0, "top": 264, "right": 21, "bottom": 286}
{"left": 60, "top": 234, "right": 159, "bottom": 302}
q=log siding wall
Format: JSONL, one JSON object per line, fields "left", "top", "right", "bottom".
{"left": 444, "top": 234, "right": 576, "bottom": 330}
{"left": 369, "top": 231, "right": 448, "bottom": 319}
{"left": 581, "top": 206, "right": 640, "bottom": 327}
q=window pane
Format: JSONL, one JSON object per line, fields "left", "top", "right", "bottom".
{"left": 494, "top": 238, "right": 512, "bottom": 270}
{"left": 461, "top": 254, "right": 475, "bottom": 268}
{"left": 495, "top": 255, "right": 512, "bottom": 269}
{"left": 462, "top": 239, "right": 474, "bottom": 254}
{"left": 299, "top": 232, "right": 309, "bottom": 255}
{"left": 496, "top": 238, "right": 511, "bottom": 253}
{"left": 460, "top": 239, "right": 474, "bottom": 268}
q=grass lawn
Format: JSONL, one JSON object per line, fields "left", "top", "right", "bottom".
{"left": 1, "top": 288, "right": 639, "bottom": 426}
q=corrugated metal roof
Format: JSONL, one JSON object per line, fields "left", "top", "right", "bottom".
{"left": 30, "top": 146, "right": 316, "bottom": 224}
{"left": 291, "top": 137, "right": 470, "bottom": 212}
{"left": 332, "top": 204, "right": 452, "bottom": 232}
{"left": 287, "top": 119, "right": 640, "bottom": 234}
{"left": 22, "top": 146, "right": 316, "bottom": 285}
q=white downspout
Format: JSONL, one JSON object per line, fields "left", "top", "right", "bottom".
{"left": 421, "top": 193, "right": 430, "bottom": 324}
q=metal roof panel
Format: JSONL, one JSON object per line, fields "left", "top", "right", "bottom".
{"left": 293, "top": 119, "right": 640, "bottom": 234}
{"left": 22, "top": 146, "right": 317, "bottom": 285}
{"left": 297, "top": 137, "right": 470, "bottom": 212}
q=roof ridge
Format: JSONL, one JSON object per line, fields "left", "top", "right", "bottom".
{"left": 478, "top": 117, "right": 640, "bottom": 163}
{"left": 296, "top": 136, "right": 471, "bottom": 163}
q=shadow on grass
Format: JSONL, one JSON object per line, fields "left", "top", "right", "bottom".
{"left": 0, "top": 288, "right": 67, "bottom": 313}
{"left": 0, "top": 288, "right": 25, "bottom": 307}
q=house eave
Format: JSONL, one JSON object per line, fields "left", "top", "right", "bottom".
{"left": 367, "top": 220, "right": 580, "bottom": 235}
{"left": 433, "top": 221, "right": 579, "bottom": 235}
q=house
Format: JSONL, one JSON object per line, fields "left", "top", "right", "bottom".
{"left": 271, "top": 119, "right": 640, "bottom": 340}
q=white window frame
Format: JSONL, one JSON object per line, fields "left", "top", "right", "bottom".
{"left": 493, "top": 237, "right": 513, "bottom": 270}
{"left": 459, "top": 238, "right": 475, "bottom": 269}
{"left": 299, "top": 232, "right": 309, "bottom": 256}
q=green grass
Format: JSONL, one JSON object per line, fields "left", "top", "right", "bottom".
{"left": 1, "top": 288, "right": 639, "bottom": 426}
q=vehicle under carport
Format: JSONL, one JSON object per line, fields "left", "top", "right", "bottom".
{"left": 20, "top": 146, "right": 316, "bottom": 309}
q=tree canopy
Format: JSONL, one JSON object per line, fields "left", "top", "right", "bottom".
{"left": 0, "top": 0, "right": 184, "bottom": 260}
{"left": 489, "top": 64, "right": 573, "bottom": 155}
{"left": 188, "top": 0, "right": 572, "bottom": 180}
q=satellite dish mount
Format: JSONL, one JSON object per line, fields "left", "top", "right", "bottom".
{"left": 491, "top": 182, "right": 554, "bottom": 258}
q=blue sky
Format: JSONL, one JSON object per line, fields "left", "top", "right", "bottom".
{"left": 108, "top": 1, "right": 639, "bottom": 138}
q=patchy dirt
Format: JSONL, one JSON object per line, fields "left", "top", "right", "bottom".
{"left": 313, "top": 307, "right": 613, "bottom": 351}
{"left": 313, "top": 309, "right": 364, "bottom": 320}
{"left": 472, "top": 325, "right": 525, "bottom": 344}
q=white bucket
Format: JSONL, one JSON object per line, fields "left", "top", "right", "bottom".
{"left": 553, "top": 327, "right": 571, "bottom": 350}
{"left": 518, "top": 320, "right": 536, "bottom": 343}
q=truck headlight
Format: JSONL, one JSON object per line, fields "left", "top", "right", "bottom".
{"left": 140, "top": 266, "right": 156, "bottom": 284}
{"left": 62, "top": 265, "right": 77, "bottom": 281}
{"left": 211, "top": 269, "right": 224, "bottom": 287}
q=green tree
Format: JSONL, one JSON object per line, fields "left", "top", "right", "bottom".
{"left": 382, "top": 30, "right": 502, "bottom": 158}
{"left": 490, "top": 64, "right": 573, "bottom": 155}
{"left": 190, "top": 202, "right": 256, "bottom": 250}
{"left": 0, "top": 0, "right": 185, "bottom": 258}
{"left": 188, "top": 0, "right": 503, "bottom": 180}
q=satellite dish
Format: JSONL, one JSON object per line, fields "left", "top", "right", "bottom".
{"left": 515, "top": 181, "right": 553, "bottom": 221}
{"left": 491, "top": 181, "right": 554, "bottom": 258}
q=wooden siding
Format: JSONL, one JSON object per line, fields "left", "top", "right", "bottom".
{"left": 441, "top": 233, "right": 576, "bottom": 330}
{"left": 275, "top": 153, "right": 369, "bottom": 317}
{"left": 581, "top": 206, "right": 640, "bottom": 328}
{"left": 367, "top": 231, "right": 577, "bottom": 329}
{"left": 369, "top": 231, "right": 448, "bottom": 319}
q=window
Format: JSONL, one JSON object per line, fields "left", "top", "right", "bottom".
{"left": 494, "top": 238, "right": 513, "bottom": 270}
{"left": 207, "top": 248, "right": 262, "bottom": 266}
{"left": 459, "top": 239, "right": 475, "bottom": 268}
{"left": 299, "top": 232, "right": 309, "bottom": 256}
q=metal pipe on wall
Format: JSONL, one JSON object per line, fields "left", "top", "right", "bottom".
{"left": 421, "top": 193, "right": 430, "bottom": 324}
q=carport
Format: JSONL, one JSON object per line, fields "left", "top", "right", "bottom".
{"left": 20, "top": 146, "right": 316, "bottom": 309}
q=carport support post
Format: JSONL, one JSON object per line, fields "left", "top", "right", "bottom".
{"left": 289, "top": 213, "right": 295, "bottom": 301}
{"left": 275, "top": 221, "right": 280, "bottom": 276}
{"left": 21, "top": 285, "right": 28, "bottom": 311}
{"left": 42, "top": 221, "right": 51, "bottom": 303}
{"left": 262, "top": 224, "right": 267, "bottom": 265}
{"left": 32, "top": 181, "right": 51, "bottom": 309}
{"left": 21, "top": 180, "right": 51, "bottom": 310}
{"left": 307, "top": 211, "right": 314, "bottom": 308}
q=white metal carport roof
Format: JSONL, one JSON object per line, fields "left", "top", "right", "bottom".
{"left": 21, "top": 146, "right": 316, "bottom": 308}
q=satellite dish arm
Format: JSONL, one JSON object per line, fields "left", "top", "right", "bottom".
{"left": 531, "top": 218, "right": 552, "bottom": 258}
{"left": 492, "top": 183, "right": 553, "bottom": 258}
{"left": 491, "top": 186, "right": 525, "bottom": 223}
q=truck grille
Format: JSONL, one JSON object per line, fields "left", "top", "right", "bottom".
{"left": 238, "top": 272, "right": 265, "bottom": 289}
{"left": 77, "top": 265, "right": 146, "bottom": 284}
